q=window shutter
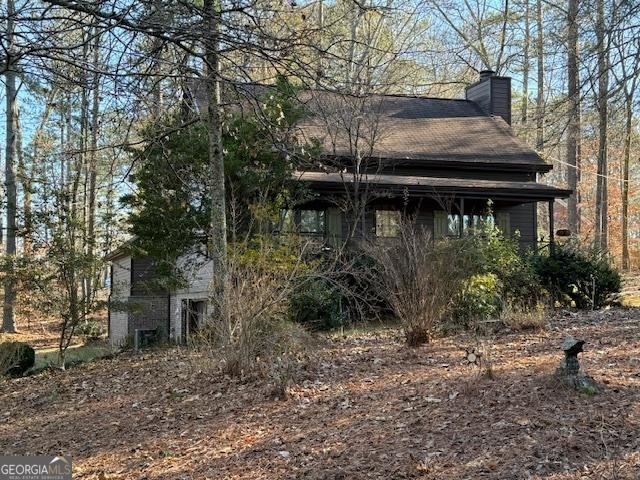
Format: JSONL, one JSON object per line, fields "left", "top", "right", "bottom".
{"left": 433, "top": 211, "right": 447, "bottom": 239}
{"left": 326, "top": 208, "right": 342, "bottom": 247}
{"left": 496, "top": 211, "right": 511, "bottom": 236}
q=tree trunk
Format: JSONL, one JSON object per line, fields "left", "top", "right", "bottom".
{"left": 315, "top": 0, "right": 324, "bottom": 87}
{"left": 347, "top": 2, "right": 364, "bottom": 91}
{"left": 79, "top": 36, "right": 90, "bottom": 312}
{"left": 566, "top": 0, "right": 579, "bottom": 236}
{"left": 151, "top": 0, "right": 164, "bottom": 119}
{"left": 86, "top": 29, "right": 100, "bottom": 307}
{"left": 204, "top": 0, "right": 228, "bottom": 321}
{"left": 621, "top": 99, "right": 632, "bottom": 270}
{"left": 594, "top": 0, "right": 608, "bottom": 250}
{"left": 15, "top": 106, "right": 31, "bottom": 256}
{"left": 521, "top": 0, "right": 530, "bottom": 127}
{"left": 535, "top": 0, "right": 544, "bottom": 150}
{"left": 3, "top": 0, "right": 18, "bottom": 333}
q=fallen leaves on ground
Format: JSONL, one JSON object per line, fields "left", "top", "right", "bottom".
{"left": 1, "top": 308, "right": 639, "bottom": 479}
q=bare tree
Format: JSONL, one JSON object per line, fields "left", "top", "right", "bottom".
{"left": 566, "top": 0, "right": 580, "bottom": 236}
{"left": 521, "top": 0, "right": 530, "bottom": 127}
{"left": 203, "top": 0, "right": 228, "bottom": 321}
{"left": 3, "top": 0, "right": 19, "bottom": 333}
{"left": 368, "top": 221, "right": 472, "bottom": 346}
{"left": 535, "top": 0, "right": 544, "bottom": 150}
{"left": 612, "top": 30, "right": 640, "bottom": 270}
{"left": 594, "top": 0, "right": 609, "bottom": 250}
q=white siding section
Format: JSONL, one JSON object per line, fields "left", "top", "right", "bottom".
{"left": 109, "top": 256, "right": 131, "bottom": 346}
{"left": 169, "top": 253, "right": 213, "bottom": 340}
{"left": 108, "top": 251, "right": 213, "bottom": 343}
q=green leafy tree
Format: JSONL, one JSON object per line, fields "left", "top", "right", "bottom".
{"left": 122, "top": 79, "right": 317, "bottom": 273}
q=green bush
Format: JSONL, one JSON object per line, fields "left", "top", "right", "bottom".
{"left": 465, "top": 226, "right": 546, "bottom": 311}
{"left": 532, "top": 245, "right": 621, "bottom": 309}
{"left": 77, "top": 320, "right": 105, "bottom": 343}
{"left": 290, "top": 278, "right": 345, "bottom": 331}
{"left": 452, "top": 273, "right": 502, "bottom": 324}
{"left": 501, "top": 258, "right": 547, "bottom": 310}
{"left": 0, "top": 342, "right": 35, "bottom": 376}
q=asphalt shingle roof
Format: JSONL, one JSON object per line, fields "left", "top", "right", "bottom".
{"left": 192, "top": 82, "right": 549, "bottom": 169}
{"left": 294, "top": 92, "right": 547, "bottom": 168}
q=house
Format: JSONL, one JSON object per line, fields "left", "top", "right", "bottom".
{"left": 106, "top": 70, "right": 571, "bottom": 346}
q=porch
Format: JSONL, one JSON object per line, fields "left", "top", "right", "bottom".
{"left": 290, "top": 171, "right": 572, "bottom": 250}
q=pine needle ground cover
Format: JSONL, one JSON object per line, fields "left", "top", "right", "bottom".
{"left": 1, "top": 309, "right": 639, "bottom": 479}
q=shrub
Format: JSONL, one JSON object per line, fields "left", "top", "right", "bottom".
{"left": 368, "top": 222, "right": 474, "bottom": 346}
{"left": 467, "top": 226, "right": 546, "bottom": 310}
{"left": 501, "top": 259, "right": 547, "bottom": 311}
{"left": 444, "top": 222, "right": 549, "bottom": 331}
{"left": 77, "top": 320, "right": 105, "bottom": 343}
{"left": 332, "top": 252, "right": 389, "bottom": 325}
{"left": 467, "top": 225, "right": 521, "bottom": 276}
{"left": 452, "top": 273, "right": 502, "bottom": 325}
{"left": 290, "top": 278, "right": 345, "bottom": 331}
{"left": 0, "top": 342, "right": 35, "bottom": 376}
{"left": 532, "top": 245, "right": 621, "bottom": 309}
{"left": 192, "top": 239, "right": 316, "bottom": 377}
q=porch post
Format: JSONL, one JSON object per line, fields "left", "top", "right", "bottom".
{"left": 459, "top": 197, "right": 465, "bottom": 238}
{"left": 548, "top": 200, "right": 555, "bottom": 253}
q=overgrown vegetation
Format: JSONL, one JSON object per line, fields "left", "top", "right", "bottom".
{"left": 190, "top": 238, "right": 320, "bottom": 379}
{"left": 531, "top": 245, "right": 621, "bottom": 309}
{"left": 290, "top": 277, "right": 346, "bottom": 331}
{"left": 0, "top": 342, "right": 35, "bottom": 376}
{"left": 452, "top": 273, "right": 502, "bottom": 327}
{"left": 448, "top": 224, "right": 621, "bottom": 328}
{"left": 448, "top": 223, "right": 546, "bottom": 328}
{"left": 368, "top": 222, "right": 474, "bottom": 346}
{"left": 122, "top": 78, "right": 315, "bottom": 273}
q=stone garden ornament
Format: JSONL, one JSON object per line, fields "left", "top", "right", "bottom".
{"left": 555, "top": 336, "right": 598, "bottom": 394}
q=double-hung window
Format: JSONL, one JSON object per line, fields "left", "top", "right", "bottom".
{"left": 435, "top": 211, "right": 508, "bottom": 239}
{"left": 279, "top": 209, "right": 326, "bottom": 235}
{"left": 299, "top": 210, "right": 326, "bottom": 234}
{"left": 376, "top": 210, "right": 401, "bottom": 238}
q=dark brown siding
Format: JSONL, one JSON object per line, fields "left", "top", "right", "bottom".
{"left": 506, "top": 203, "right": 537, "bottom": 250}
{"left": 379, "top": 165, "right": 535, "bottom": 182}
{"left": 466, "top": 80, "right": 491, "bottom": 116}
{"left": 414, "top": 204, "right": 434, "bottom": 236}
{"left": 465, "top": 76, "right": 512, "bottom": 125}
{"left": 490, "top": 77, "right": 512, "bottom": 125}
{"left": 327, "top": 197, "right": 536, "bottom": 251}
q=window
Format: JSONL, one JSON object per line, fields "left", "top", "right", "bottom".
{"left": 463, "top": 214, "right": 495, "bottom": 233}
{"left": 435, "top": 211, "right": 503, "bottom": 239}
{"left": 299, "top": 210, "right": 326, "bottom": 234}
{"left": 376, "top": 210, "right": 401, "bottom": 237}
{"left": 278, "top": 209, "right": 326, "bottom": 235}
{"left": 447, "top": 214, "right": 461, "bottom": 237}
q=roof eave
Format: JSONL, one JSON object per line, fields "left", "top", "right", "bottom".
{"left": 304, "top": 182, "right": 571, "bottom": 200}
{"left": 320, "top": 154, "right": 552, "bottom": 173}
{"left": 295, "top": 172, "right": 572, "bottom": 201}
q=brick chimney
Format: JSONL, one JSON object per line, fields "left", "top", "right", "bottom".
{"left": 465, "top": 70, "right": 512, "bottom": 125}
